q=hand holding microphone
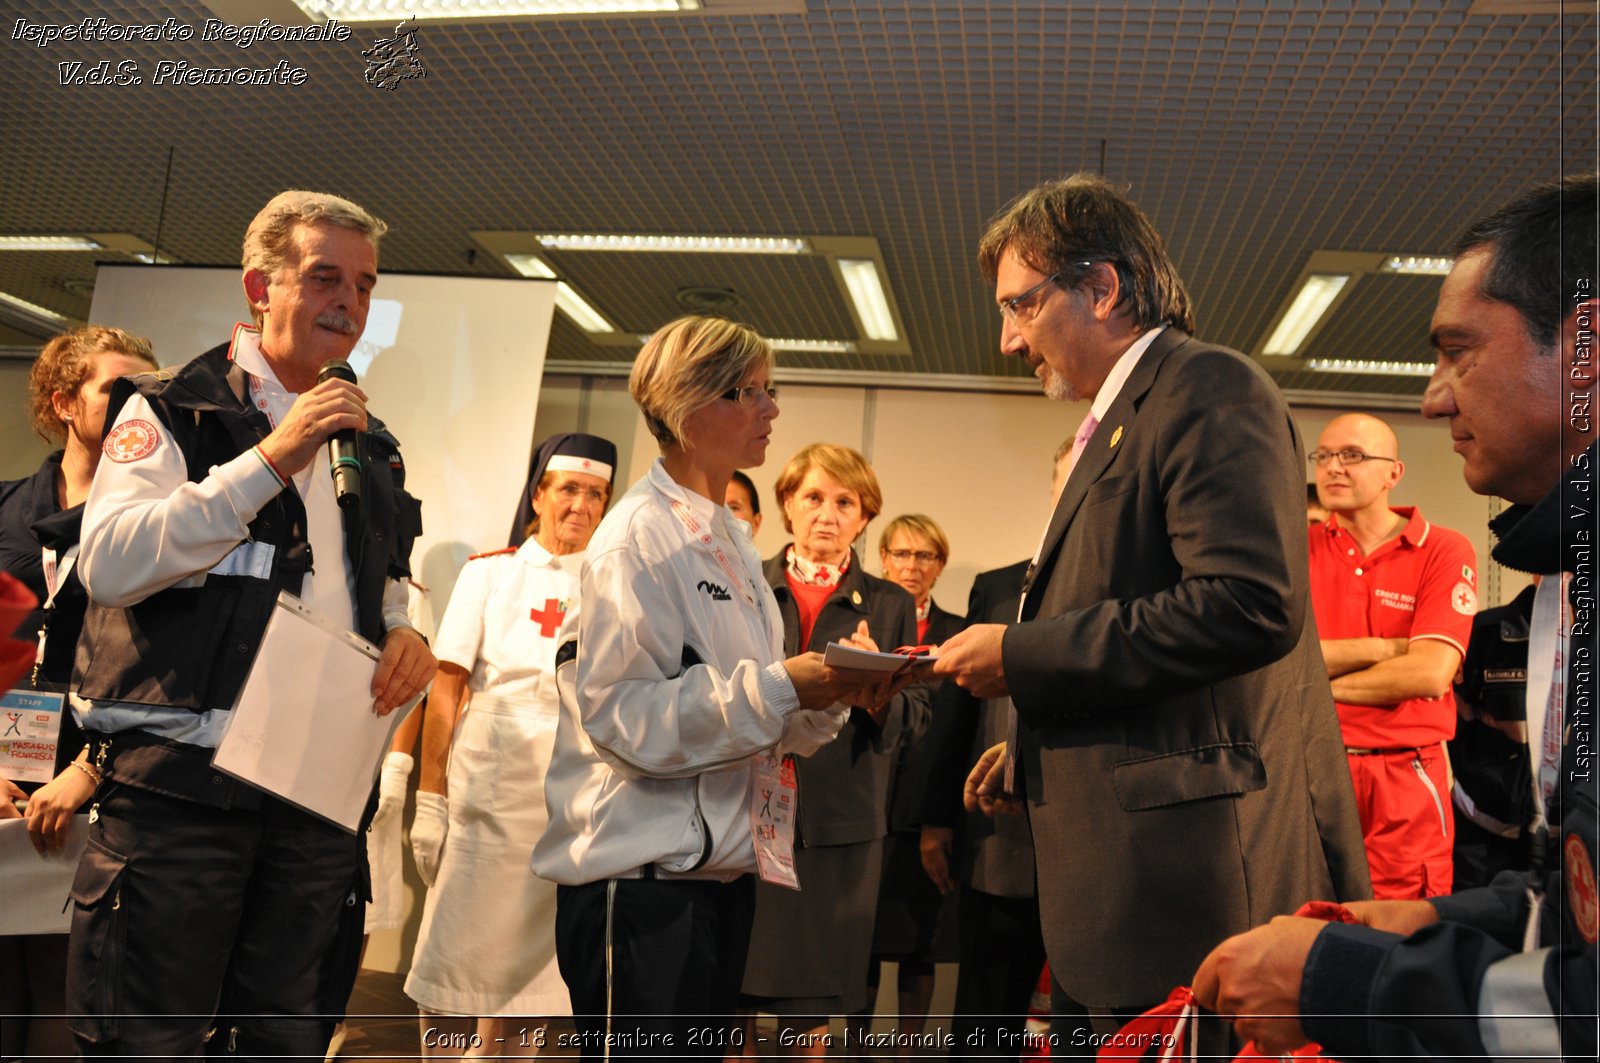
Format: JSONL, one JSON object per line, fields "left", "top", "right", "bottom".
{"left": 256, "top": 360, "right": 368, "bottom": 483}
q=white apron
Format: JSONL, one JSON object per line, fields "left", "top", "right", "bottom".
{"left": 403, "top": 691, "right": 568, "bottom": 1015}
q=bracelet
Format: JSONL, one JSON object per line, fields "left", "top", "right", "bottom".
{"left": 72, "top": 759, "right": 102, "bottom": 786}
{"left": 252, "top": 444, "right": 288, "bottom": 488}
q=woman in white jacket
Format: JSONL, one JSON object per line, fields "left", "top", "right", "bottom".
{"left": 532, "top": 315, "right": 899, "bottom": 1061}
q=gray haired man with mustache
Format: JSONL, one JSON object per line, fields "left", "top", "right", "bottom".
{"left": 65, "top": 190, "right": 435, "bottom": 1058}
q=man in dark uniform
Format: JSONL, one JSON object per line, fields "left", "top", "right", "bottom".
{"left": 1451, "top": 582, "right": 1537, "bottom": 889}
{"left": 65, "top": 190, "right": 435, "bottom": 1058}
{"left": 1195, "top": 173, "right": 1597, "bottom": 1061}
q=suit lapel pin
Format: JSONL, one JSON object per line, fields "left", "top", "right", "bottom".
{"left": 851, "top": 590, "right": 863, "bottom": 605}
{"left": 1110, "top": 425, "right": 1124, "bottom": 448}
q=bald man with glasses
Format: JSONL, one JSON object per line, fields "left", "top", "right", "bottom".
{"left": 1307, "top": 413, "right": 1478, "bottom": 899}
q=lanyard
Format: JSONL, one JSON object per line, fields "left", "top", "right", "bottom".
{"left": 31, "top": 542, "right": 79, "bottom": 685}
{"left": 669, "top": 499, "right": 759, "bottom": 609}
{"left": 1525, "top": 574, "right": 1569, "bottom": 818}
{"left": 1521, "top": 572, "right": 1570, "bottom": 950}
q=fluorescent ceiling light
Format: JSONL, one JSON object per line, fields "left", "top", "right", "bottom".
{"left": 536, "top": 233, "right": 809, "bottom": 255}
{"left": 504, "top": 253, "right": 558, "bottom": 279}
{"left": 553, "top": 282, "right": 614, "bottom": 333}
{"left": 1380, "top": 255, "right": 1453, "bottom": 276}
{"left": 1307, "top": 358, "right": 1435, "bottom": 378}
{"left": 836, "top": 258, "right": 898, "bottom": 342}
{"left": 0, "top": 290, "right": 72, "bottom": 327}
{"left": 628, "top": 334, "right": 855, "bottom": 353}
{"left": 292, "top": 0, "right": 697, "bottom": 19}
{"left": 500, "top": 250, "right": 610, "bottom": 332}
{"left": 0, "top": 235, "right": 103, "bottom": 251}
{"left": 769, "top": 338, "right": 857, "bottom": 354}
{"left": 1262, "top": 274, "right": 1350, "bottom": 356}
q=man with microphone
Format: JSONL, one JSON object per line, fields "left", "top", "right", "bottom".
{"left": 66, "top": 190, "right": 434, "bottom": 1058}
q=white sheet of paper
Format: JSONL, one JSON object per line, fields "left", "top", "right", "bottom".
{"left": 212, "top": 593, "right": 416, "bottom": 833}
{"left": 822, "top": 641, "right": 935, "bottom": 673}
{"left": 0, "top": 815, "right": 90, "bottom": 935}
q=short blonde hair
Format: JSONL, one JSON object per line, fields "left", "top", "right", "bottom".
{"left": 629, "top": 315, "right": 772, "bottom": 448}
{"left": 27, "top": 326, "right": 157, "bottom": 444}
{"left": 773, "top": 443, "right": 883, "bottom": 533}
{"left": 242, "top": 190, "right": 388, "bottom": 327}
{"left": 878, "top": 513, "right": 949, "bottom": 564}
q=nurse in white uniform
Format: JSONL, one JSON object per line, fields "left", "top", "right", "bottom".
{"left": 405, "top": 432, "right": 618, "bottom": 1057}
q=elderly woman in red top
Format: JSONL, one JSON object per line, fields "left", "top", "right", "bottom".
{"left": 738, "top": 444, "right": 931, "bottom": 1053}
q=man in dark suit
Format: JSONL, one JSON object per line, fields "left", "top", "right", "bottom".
{"left": 932, "top": 174, "right": 1368, "bottom": 1051}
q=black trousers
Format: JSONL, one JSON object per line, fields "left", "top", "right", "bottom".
{"left": 556, "top": 874, "right": 756, "bottom": 1062}
{"left": 948, "top": 887, "right": 1046, "bottom": 1059}
{"left": 65, "top": 785, "right": 362, "bottom": 1060}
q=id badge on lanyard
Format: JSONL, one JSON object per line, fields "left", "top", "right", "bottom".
{"left": 751, "top": 752, "right": 800, "bottom": 889}
{"left": 2, "top": 544, "right": 74, "bottom": 783}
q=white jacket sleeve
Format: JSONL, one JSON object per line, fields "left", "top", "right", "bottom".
{"left": 576, "top": 540, "right": 795, "bottom": 779}
{"left": 79, "top": 394, "right": 286, "bottom": 608}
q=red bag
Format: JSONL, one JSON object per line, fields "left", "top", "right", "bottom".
{"left": 1095, "top": 903, "right": 1359, "bottom": 1061}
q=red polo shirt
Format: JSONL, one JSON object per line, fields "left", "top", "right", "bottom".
{"left": 1308, "top": 506, "right": 1478, "bottom": 748}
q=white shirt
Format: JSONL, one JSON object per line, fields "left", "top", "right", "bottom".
{"left": 433, "top": 537, "right": 583, "bottom": 708}
{"left": 1090, "top": 325, "right": 1167, "bottom": 421}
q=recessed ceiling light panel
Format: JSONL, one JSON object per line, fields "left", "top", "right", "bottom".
{"left": 1262, "top": 273, "right": 1350, "bottom": 356}
{"left": 292, "top": 0, "right": 699, "bottom": 21}
{"left": 1380, "top": 255, "right": 1453, "bottom": 276}
{"left": 1306, "top": 358, "right": 1435, "bottom": 378}
{"left": 504, "top": 253, "right": 558, "bottom": 279}
{"left": 769, "top": 338, "right": 857, "bottom": 354}
{"left": 535, "top": 233, "right": 809, "bottom": 254}
{"left": 0, "top": 235, "right": 103, "bottom": 251}
{"left": 552, "top": 282, "right": 614, "bottom": 333}
{"left": 836, "top": 258, "right": 898, "bottom": 342}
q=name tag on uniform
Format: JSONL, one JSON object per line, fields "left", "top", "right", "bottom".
{"left": 0, "top": 687, "right": 65, "bottom": 785}
{"left": 750, "top": 752, "right": 800, "bottom": 890}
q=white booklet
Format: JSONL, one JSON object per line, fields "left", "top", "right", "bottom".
{"left": 213, "top": 593, "right": 418, "bottom": 833}
{"left": 822, "top": 641, "right": 936, "bottom": 674}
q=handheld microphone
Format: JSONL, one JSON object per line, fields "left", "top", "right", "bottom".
{"left": 316, "top": 359, "right": 362, "bottom": 510}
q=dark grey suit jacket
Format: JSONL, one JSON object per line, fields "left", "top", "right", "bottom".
{"left": 1001, "top": 328, "right": 1369, "bottom": 1006}
{"left": 918, "top": 559, "right": 1037, "bottom": 899}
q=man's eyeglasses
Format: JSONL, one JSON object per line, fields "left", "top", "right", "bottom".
{"left": 720, "top": 384, "right": 779, "bottom": 406}
{"left": 997, "top": 261, "right": 1093, "bottom": 322}
{"left": 884, "top": 549, "right": 942, "bottom": 566}
{"left": 1308, "top": 448, "right": 1398, "bottom": 467}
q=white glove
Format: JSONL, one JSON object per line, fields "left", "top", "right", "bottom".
{"left": 373, "top": 751, "right": 413, "bottom": 827}
{"left": 775, "top": 703, "right": 849, "bottom": 758}
{"left": 411, "top": 790, "right": 448, "bottom": 887}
